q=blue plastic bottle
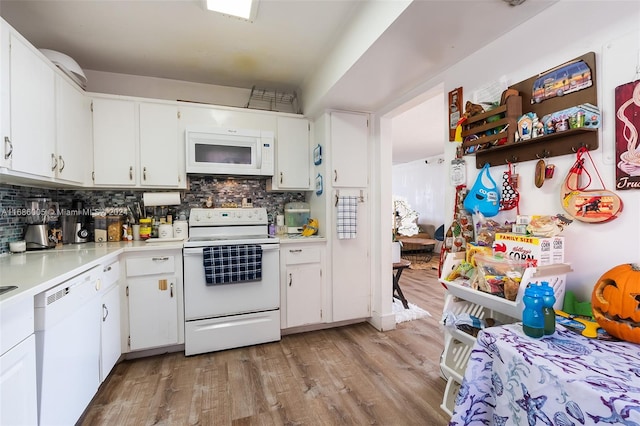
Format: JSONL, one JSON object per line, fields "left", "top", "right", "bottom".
{"left": 540, "top": 282, "right": 556, "bottom": 335}
{"left": 522, "top": 285, "right": 544, "bottom": 338}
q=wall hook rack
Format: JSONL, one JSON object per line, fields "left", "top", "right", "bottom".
{"left": 536, "top": 150, "right": 551, "bottom": 159}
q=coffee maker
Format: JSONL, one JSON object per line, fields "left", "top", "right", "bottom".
{"left": 61, "top": 199, "right": 89, "bottom": 244}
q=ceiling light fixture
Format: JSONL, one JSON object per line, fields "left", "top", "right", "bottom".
{"left": 204, "top": 0, "right": 259, "bottom": 21}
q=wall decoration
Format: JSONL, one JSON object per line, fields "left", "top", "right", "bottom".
{"left": 315, "top": 173, "right": 323, "bottom": 196}
{"left": 615, "top": 80, "right": 640, "bottom": 190}
{"left": 448, "top": 87, "right": 463, "bottom": 141}
{"left": 313, "top": 144, "right": 322, "bottom": 165}
{"left": 531, "top": 59, "right": 593, "bottom": 104}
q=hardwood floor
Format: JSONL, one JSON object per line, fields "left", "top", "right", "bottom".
{"left": 79, "top": 266, "right": 450, "bottom": 426}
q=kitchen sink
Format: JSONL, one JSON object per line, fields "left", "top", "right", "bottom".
{"left": 0, "top": 285, "right": 18, "bottom": 296}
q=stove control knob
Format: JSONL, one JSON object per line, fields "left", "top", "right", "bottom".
{"left": 193, "top": 214, "right": 200, "bottom": 222}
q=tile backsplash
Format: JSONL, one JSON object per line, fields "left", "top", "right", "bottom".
{"left": 0, "top": 175, "right": 305, "bottom": 254}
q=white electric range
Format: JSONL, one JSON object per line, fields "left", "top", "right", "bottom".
{"left": 183, "top": 208, "right": 280, "bottom": 356}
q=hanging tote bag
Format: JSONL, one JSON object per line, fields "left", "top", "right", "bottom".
{"left": 464, "top": 163, "right": 501, "bottom": 217}
{"left": 561, "top": 147, "right": 623, "bottom": 223}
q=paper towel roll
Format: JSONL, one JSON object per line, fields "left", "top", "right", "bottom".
{"left": 143, "top": 192, "right": 181, "bottom": 207}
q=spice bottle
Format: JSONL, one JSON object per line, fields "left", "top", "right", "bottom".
{"left": 522, "top": 284, "right": 544, "bottom": 338}
{"left": 540, "top": 282, "right": 556, "bottom": 335}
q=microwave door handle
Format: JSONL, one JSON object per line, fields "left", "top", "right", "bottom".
{"left": 256, "top": 141, "right": 262, "bottom": 169}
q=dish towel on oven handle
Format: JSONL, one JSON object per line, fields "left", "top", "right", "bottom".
{"left": 203, "top": 245, "right": 262, "bottom": 285}
{"left": 336, "top": 195, "right": 358, "bottom": 239}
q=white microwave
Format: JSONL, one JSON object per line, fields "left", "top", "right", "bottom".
{"left": 185, "top": 127, "right": 274, "bottom": 176}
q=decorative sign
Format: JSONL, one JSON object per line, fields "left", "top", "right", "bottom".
{"left": 315, "top": 173, "right": 323, "bottom": 196}
{"left": 313, "top": 144, "right": 322, "bottom": 165}
{"left": 615, "top": 80, "right": 640, "bottom": 190}
{"left": 531, "top": 59, "right": 593, "bottom": 104}
{"left": 448, "top": 87, "right": 463, "bottom": 141}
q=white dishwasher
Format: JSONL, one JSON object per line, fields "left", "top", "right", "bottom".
{"left": 35, "top": 266, "right": 102, "bottom": 426}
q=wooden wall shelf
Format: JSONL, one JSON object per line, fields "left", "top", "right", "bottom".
{"left": 465, "top": 52, "right": 599, "bottom": 168}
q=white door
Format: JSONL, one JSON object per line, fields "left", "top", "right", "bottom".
{"left": 330, "top": 111, "right": 368, "bottom": 188}
{"left": 274, "top": 116, "right": 310, "bottom": 190}
{"left": 100, "top": 284, "right": 121, "bottom": 382}
{"left": 0, "top": 335, "right": 38, "bottom": 426}
{"left": 9, "top": 33, "right": 55, "bottom": 177}
{"left": 286, "top": 264, "right": 322, "bottom": 328}
{"left": 139, "top": 102, "right": 181, "bottom": 187}
{"left": 128, "top": 276, "right": 178, "bottom": 351}
{"left": 92, "top": 97, "right": 137, "bottom": 186}
{"left": 55, "top": 74, "right": 91, "bottom": 184}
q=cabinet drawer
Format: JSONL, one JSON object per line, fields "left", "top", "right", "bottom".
{"left": 101, "top": 260, "right": 120, "bottom": 288}
{"left": 284, "top": 247, "right": 321, "bottom": 265}
{"left": 126, "top": 256, "right": 175, "bottom": 277}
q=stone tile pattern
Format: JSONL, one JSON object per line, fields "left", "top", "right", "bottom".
{"left": 0, "top": 175, "right": 305, "bottom": 254}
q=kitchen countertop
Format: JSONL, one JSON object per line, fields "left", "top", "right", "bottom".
{"left": 0, "top": 240, "right": 185, "bottom": 306}
{"left": 277, "top": 234, "right": 326, "bottom": 243}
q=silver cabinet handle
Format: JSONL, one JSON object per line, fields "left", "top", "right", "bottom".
{"left": 58, "top": 155, "right": 65, "bottom": 172}
{"left": 289, "top": 249, "right": 302, "bottom": 253}
{"left": 51, "top": 153, "right": 58, "bottom": 171}
{"left": 152, "top": 257, "right": 170, "bottom": 261}
{"left": 280, "top": 171, "right": 283, "bottom": 184}
{"left": 143, "top": 166, "right": 147, "bottom": 181}
{"left": 288, "top": 273, "right": 292, "bottom": 287}
{"left": 170, "top": 282, "right": 174, "bottom": 298}
{"left": 4, "top": 137, "right": 12, "bottom": 159}
{"left": 103, "top": 265, "right": 112, "bottom": 272}
{"left": 334, "top": 170, "right": 338, "bottom": 182}
{"left": 129, "top": 166, "right": 133, "bottom": 180}
{"left": 102, "top": 303, "right": 109, "bottom": 321}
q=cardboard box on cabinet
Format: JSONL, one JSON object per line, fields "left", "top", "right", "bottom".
{"left": 493, "top": 233, "right": 564, "bottom": 266}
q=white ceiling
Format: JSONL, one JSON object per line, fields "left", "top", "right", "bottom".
{"left": 0, "top": 0, "right": 556, "bottom": 164}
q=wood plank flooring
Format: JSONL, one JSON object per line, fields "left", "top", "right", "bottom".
{"left": 79, "top": 266, "right": 450, "bottom": 426}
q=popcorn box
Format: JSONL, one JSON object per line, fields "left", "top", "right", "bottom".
{"left": 493, "top": 233, "right": 564, "bottom": 266}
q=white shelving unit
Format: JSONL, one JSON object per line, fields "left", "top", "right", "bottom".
{"left": 438, "top": 252, "right": 572, "bottom": 417}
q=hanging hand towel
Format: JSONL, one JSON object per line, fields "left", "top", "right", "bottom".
{"left": 203, "top": 245, "right": 262, "bottom": 285}
{"left": 337, "top": 195, "right": 358, "bottom": 239}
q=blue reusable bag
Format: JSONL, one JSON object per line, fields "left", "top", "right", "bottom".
{"left": 463, "top": 163, "right": 500, "bottom": 217}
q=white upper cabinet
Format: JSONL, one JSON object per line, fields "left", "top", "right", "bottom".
{"left": 330, "top": 111, "right": 369, "bottom": 188}
{"left": 139, "top": 102, "right": 181, "bottom": 187}
{"left": 55, "top": 74, "right": 91, "bottom": 185}
{"left": 268, "top": 116, "right": 311, "bottom": 191}
{"left": 7, "top": 32, "right": 56, "bottom": 177}
{"left": 92, "top": 96, "right": 183, "bottom": 188}
{"left": 92, "top": 97, "right": 137, "bottom": 186}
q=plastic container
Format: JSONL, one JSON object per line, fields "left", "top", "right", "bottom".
{"left": 94, "top": 215, "right": 107, "bottom": 242}
{"left": 522, "top": 285, "right": 544, "bottom": 338}
{"left": 540, "top": 282, "right": 556, "bottom": 335}
{"left": 139, "top": 218, "right": 152, "bottom": 240}
{"left": 107, "top": 215, "right": 123, "bottom": 242}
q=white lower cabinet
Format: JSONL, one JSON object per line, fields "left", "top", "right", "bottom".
{"left": 0, "top": 335, "right": 37, "bottom": 426}
{"left": 99, "top": 259, "right": 121, "bottom": 382}
{"left": 123, "top": 250, "right": 183, "bottom": 352}
{"left": 281, "top": 242, "right": 324, "bottom": 329}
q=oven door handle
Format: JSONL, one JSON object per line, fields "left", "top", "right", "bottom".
{"left": 183, "top": 244, "right": 280, "bottom": 256}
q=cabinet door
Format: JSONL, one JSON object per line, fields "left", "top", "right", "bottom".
{"left": 56, "top": 75, "right": 91, "bottom": 184}
{"left": 128, "top": 276, "right": 178, "bottom": 351}
{"left": 0, "top": 335, "right": 38, "bottom": 426}
{"left": 139, "top": 102, "right": 181, "bottom": 187}
{"left": 0, "top": 21, "right": 10, "bottom": 168}
{"left": 92, "top": 97, "right": 137, "bottom": 186}
{"left": 274, "top": 116, "right": 310, "bottom": 190}
{"left": 285, "top": 264, "right": 322, "bottom": 328}
{"left": 330, "top": 112, "right": 368, "bottom": 188}
{"left": 332, "top": 190, "right": 370, "bottom": 322}
{"left": 9, "top": 33, "right": 55, "bottom": 177}
{"left": 100, "top": 284, "right": 121, "bottom": 382}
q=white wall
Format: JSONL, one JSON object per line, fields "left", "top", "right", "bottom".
{"left": 392, "top": 155, "right": 446, "bottom": 234}
{"left": 377, "top": 1, "right": 640, "bottom": 302}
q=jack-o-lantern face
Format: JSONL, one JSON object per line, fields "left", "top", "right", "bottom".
{"left": 591, "top": 263, "right": 640, "bottom": 344}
